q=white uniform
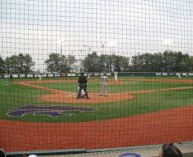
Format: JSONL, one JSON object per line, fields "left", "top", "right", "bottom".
{"left": 100, "top": 75, "right": 108, "bottom": 96}
{"left": 114, "top": 71, "right": 118, "bottom": 81}
{"left": 39, "top": 74, "right": 42, "bottom": 81}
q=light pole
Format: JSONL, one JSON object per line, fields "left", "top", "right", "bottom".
{"left": 60, "top": 41, "right": 64, "bottom": 74}
{"left": 80, "top": 49, "right": 83, "bottom": 73}
{"left": 101, "top": 43, "right": 105, "bottom": 55}
{"left": 81, "top": 45, "right": 91, "bottom": 72}
{"left": 101, "top": 43, "right": 106, "bottom": 72}
{"left": 163, "top": 39, "right": 172, "bottom": 51}
{"left": 83, "top": 44, "right": 91, "bottom": 56}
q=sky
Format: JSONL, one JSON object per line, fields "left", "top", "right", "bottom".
{"left": 1, "top": 0, "right": 193, "bottom": 71}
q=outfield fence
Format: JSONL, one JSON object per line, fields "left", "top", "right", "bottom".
{"left": 1, "top": 72, "right": 193, "bottom": 79}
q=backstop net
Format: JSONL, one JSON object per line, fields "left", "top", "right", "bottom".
{"left": 1, "top": 0, "right": 193, "bottom": 155}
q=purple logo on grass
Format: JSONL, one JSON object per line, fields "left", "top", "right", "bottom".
{"left": 8, "top": 105, "right": 95, "bottom": 117}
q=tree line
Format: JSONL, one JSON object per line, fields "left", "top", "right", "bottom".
{"left": 0, "top": 53, "right": 35, "bottom": 74}
{"left": 83, "top": 51, "right": 193, "bottom": 72}
{"left": 0, "top": 50, "right": 193, "bottom": 74}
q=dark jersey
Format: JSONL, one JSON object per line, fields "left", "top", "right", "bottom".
{"left": 78, "top": 76, "right": 87, "bottom": 83}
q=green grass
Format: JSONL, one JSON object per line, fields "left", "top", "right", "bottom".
{"left": 39, "top": 79, "right": 191, "bottom": 92}
{"left": 0, "top": 80, "right": 48, "bottom": 120}
{"left": 0, "top": 76, "right": 193, "bottom": 122}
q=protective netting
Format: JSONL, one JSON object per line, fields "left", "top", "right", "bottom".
{"left": 0, "top": 0, "right": 193, "bottom": 154}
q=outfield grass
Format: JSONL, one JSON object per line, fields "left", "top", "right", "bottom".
{"left": 0, "top": 76, "right": 193, "bottom": 122}
{"left": 39, "top": 77, "right": 192, "bottom": 92}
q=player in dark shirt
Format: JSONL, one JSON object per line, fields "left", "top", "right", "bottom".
{"left": 10, "top": 74, "right": 13, "bottom": 82}
{"left": 77, "top": 73, "right": 89, "bottom": 99}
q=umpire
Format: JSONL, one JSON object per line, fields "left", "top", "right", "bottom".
{"left": 77, "top": 73, "right": 89, "bottom": 99}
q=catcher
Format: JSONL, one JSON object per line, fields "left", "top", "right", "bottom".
{"left": 77, "top": 86, "right": 86, "bottom": 98}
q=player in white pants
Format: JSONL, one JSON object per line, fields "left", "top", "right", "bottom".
{"left": 114, "top": 71, "right": 118, "bottom": 82}
{"left": 38, "top": 74, "right": 42, "bottom": 81}
{"left": 99, "top": 74, "right": 108, "bottom": 97}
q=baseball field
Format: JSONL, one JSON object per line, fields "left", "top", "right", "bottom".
{"left": 1, "top": 76, "right": 193, "bottom": 152}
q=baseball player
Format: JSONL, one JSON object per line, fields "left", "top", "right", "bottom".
{"left": 38, "top": 74, "right": 42, "bottom": 81}
{"left": 10, "top": 74, "right": 13, "bottom": 82}
{"left": 77, "top": 73, "right": 89, "bottom": 99}
{"left": 99, "top": 73, "right": 108, "bottom": 97}
{"left": 114, "top": 71, "right": 118, "bottom": 82}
